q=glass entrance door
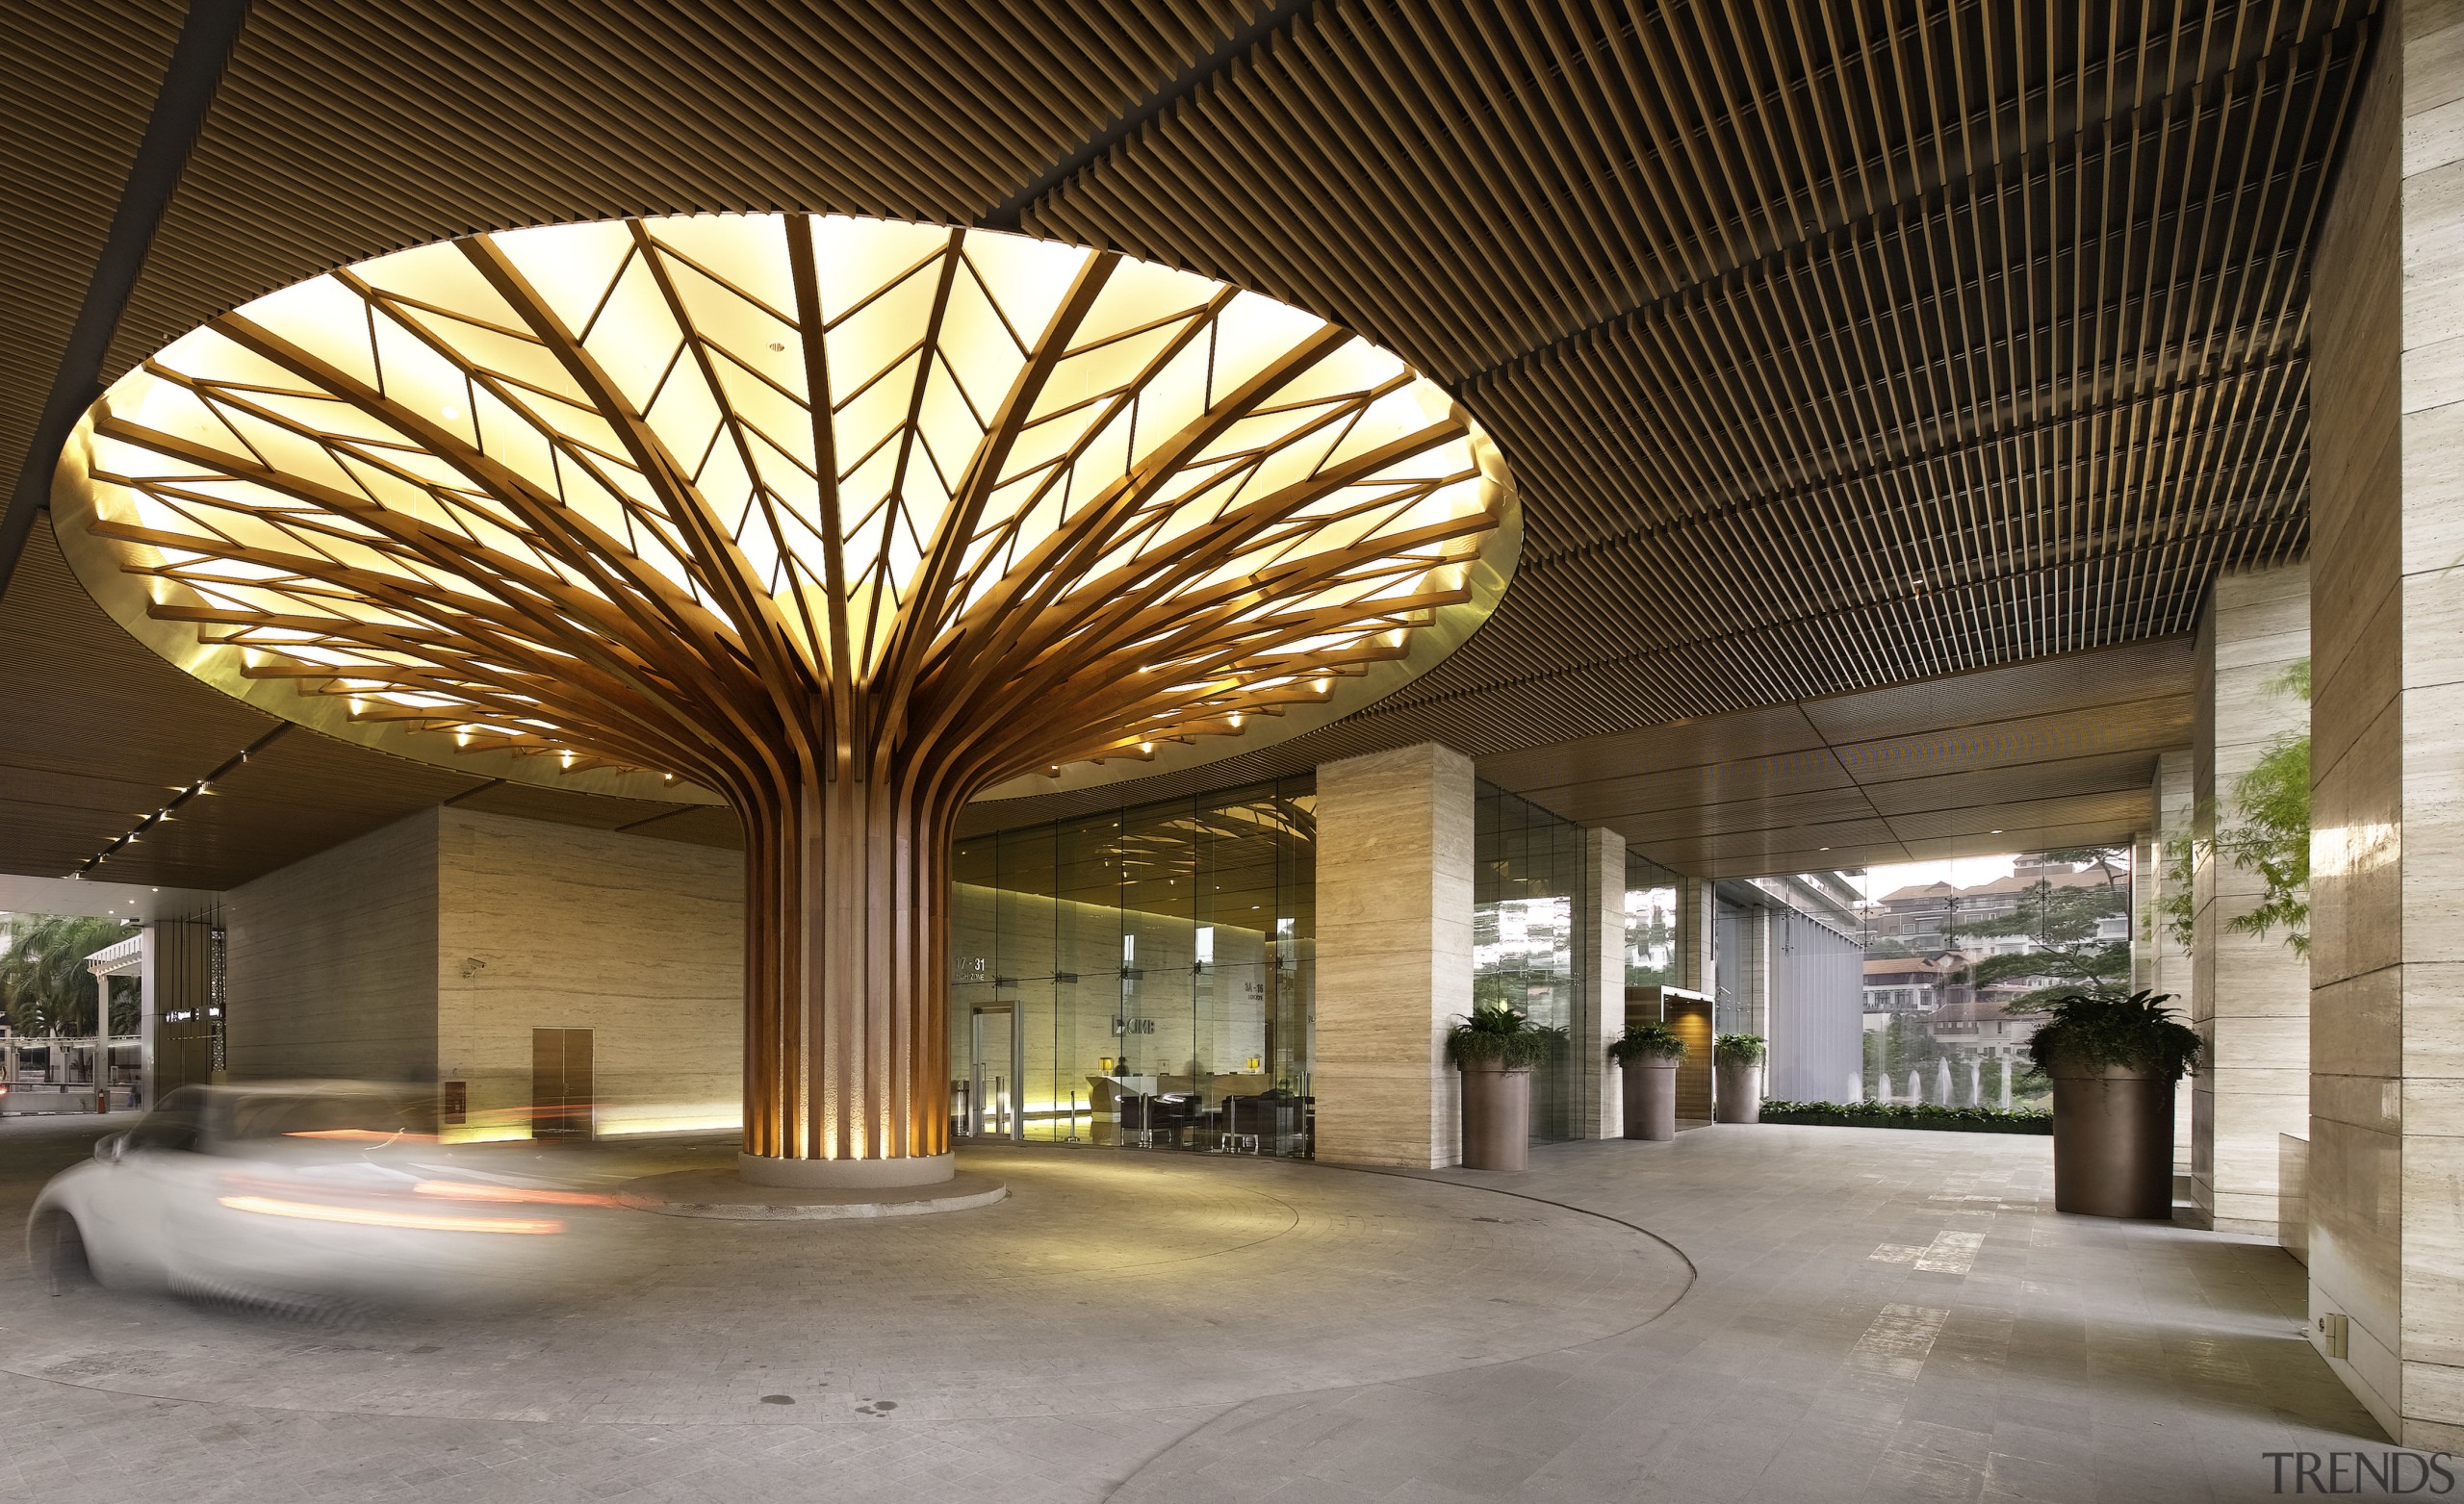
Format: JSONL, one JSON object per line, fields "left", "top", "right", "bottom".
{"left": 969, "top": 1003, "right": 1023, "bottom": 1142}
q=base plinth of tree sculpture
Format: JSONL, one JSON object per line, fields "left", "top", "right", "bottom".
{"left": 57, "top": 214, "right": 1518, "bottom": 1181}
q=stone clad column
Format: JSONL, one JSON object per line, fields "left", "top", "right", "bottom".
{"left": 2190, "top": 563, "right": 2312, "bottom": 1235}
{"left": 1677, "top": 877, "right": 1715, "bottom": 992}
{"left": 1313, "top": 743, "right": 1475, "bottom": 1167}
{"left": 2306, "top": 1, "right": 2464, "bottom": 1442}
{"left": 2137, "top": 750, "right": 2194, "bottom": 997}
{"left": 1575, "top": 827, "right": 1626, "bottom": 1139}
{"left": 2138, "top": 749, "right": 2195, "bottom": 1185}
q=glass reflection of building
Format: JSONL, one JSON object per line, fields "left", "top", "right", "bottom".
{"left": 1468, "top": 788, "right": 1682, "bottom": 1144}
{"left": 949, "top": 777, "right": 1316, "bottom": 1159}
{"left": 1472, "top": 782, "right": 1586, "bottom": 1142}
{"left": 1625, "top": 852, "right": 1681, "bottom": 991}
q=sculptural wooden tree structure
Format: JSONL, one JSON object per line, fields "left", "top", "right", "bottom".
{"left": 55, "top": 215, "right": 1516, "bottom": 1185}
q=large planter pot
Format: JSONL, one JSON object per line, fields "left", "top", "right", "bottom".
{"left": 1713, "top": 1060, "right": 1761, "bottom": 1123}
{"left": 1622, "top": 1058, "right": 1680, "bottom": 1141}
{"left": 1459, "top": 1059, "right": 1531, "bottom": 1171}
{"left": 2050, "top": 1062, "right": 2174, "bottom": 1218}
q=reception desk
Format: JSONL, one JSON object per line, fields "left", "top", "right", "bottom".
{"left": 1087, "top": 1072, "right": 1303, "bottom": 1154}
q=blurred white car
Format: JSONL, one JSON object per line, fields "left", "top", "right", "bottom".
{"left": 29, "top": 1082, "right": 605, "bottom": 1312}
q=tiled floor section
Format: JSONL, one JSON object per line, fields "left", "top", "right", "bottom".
{"left": 0, "top": 1118, "right": 2381, "bottom": 1501}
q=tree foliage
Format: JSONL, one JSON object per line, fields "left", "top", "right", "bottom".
{"left": 0, "top": 914, "right": 139, "bottom": 1036}
{"left": 2158, "top": 660, "right": 2310, "bottom": 957}
{"left": 1955, "top": 878, "right": 2132, "bottom": 1007}
{"left": 2220, "top": 727, "right": 2311, "bottom": 956}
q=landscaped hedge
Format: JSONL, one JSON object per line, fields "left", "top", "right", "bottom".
{"left": 1757, "top": 1100, "right": 2053, "bottom": 1135}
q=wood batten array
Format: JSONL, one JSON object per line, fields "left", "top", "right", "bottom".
{"left": 1028, "top": 0, "right": 2374, "bottom": 734}
{"left": 0, "top": 2, "right": 2383, "bottom": 888}
{"left": 52, "top": 214, "right": 1515, "bottom": 1174}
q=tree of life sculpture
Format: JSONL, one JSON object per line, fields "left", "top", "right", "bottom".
{"left": 54, "top": 215, "right": 1517, "bottom": 1185}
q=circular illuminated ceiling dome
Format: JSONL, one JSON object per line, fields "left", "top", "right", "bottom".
{"left": 55, "top": 215, "right": 1519, "bottom": 805}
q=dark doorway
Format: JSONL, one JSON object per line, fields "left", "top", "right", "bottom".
{"left": 531, "top": 1027, "right": 594, "bottom": 1141}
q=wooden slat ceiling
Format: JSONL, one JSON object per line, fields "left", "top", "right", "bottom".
{"left": 0, "top": 1, "right": 2363, "bottom": 886}
{"left": 0, "top": 515, "right": 732, "bottom": 887}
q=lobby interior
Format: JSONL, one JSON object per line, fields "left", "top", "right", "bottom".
{"left": 0, "top": 2, "right": 2451, "bottom": 1499}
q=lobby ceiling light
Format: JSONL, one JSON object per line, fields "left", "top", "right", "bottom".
{"left": 68, "top": 725, "right": 288, "bottom": 879}
{"left": 55, "top": 213, "right": 1518, "bottom": 1177}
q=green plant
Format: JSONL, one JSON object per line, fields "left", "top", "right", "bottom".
{"left": 1445, "top": 1005, "right": 1562, "bottom": 1069}
{"left": 1713, "top": 1032, "right": 1766, "bottom": 1067}
{"left": 2159, "top": 831, "right": 2195, "bottom": 952}
{"left": 1607, "top": 1022, "right": 1687, "bottom": 1064}
{"left": 2025, "top": 990, "right": 2203, "bottom": 1080}
{"left": 1759, "top": 1099, "right": 2053, "bottom": 1135}
{"left": 2219, "top": 726, "right": 2311, "bottom": 956}
{"left": 2156, "top": 661, "right": 2310, "bottom": 958}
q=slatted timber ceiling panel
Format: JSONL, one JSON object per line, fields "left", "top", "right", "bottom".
{"left": 0, "top": 515, "right": 732, "bottom": 887}
{"left": 0, "top": 2, "right": 185, "bottom": 472}
{"left": 100, "top": 0, "right": 1257, "bottom": 381}
{"left": 1030, "top": 0, "right": 2366, "bottom": 734}
{"left": 1, "top": 0, "right": 2362, "bottom": 882}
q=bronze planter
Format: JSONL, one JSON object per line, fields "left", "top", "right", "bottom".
{"left": 2050, "top": 1062, "right": 2175, "bottom": 1218}
{"left": 1713, "top": 1060, "right": 1762, "bottom": 1123}
{"left": 1459, "top": 1059, "right": 1531, "bottom": 1171}
{"left": 1622, "top": 1058, "right": 1680, "bottom": 1140}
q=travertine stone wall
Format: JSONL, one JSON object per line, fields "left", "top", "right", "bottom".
{"left": 2191, "top": 563, "right": 2312, "bottom": 1235}
{"left": 1576, "top": 827, "right": 1625, "bottom": 1139}
{"left": 2139, "top": 750, "right": 2194, "bottom": 997}
{"left": 224, "top": 804, "right": 744, "bottom": 1140}
{"left": 436, "top": 808, "right": 741, "bottom": 1138}
{"left": 1313, "top": 742, "right": 1474, "bottom": 1167}
{"left": 2306, "top": 0, "right": 2464, "bottom": 1443}
{"left": 2140, "top": 749, "right": 2195, "bottom": 1178}
{"left": 1678, "top": 877, "right": 1715, "bottom": 993}
{"left": 224, "top": 809, "right": 441, "bottom": 1082}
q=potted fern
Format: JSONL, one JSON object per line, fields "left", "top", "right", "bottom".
{"left": 2030, "top": 990, "right": 2202, "bottom": 1218}
{"left": 1447, "top": 1005, "right": 1558, "bottom": 1171}
{"left": 1712, "top": 1033, "right": 1766, "bottom": 1123}
{"left": 1608, "top": 1023, "right": 1687, "bottom": 1140}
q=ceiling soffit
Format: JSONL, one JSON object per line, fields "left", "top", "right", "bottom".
{"left": 0, "top": 2, "right": 2359, "bottom": 883}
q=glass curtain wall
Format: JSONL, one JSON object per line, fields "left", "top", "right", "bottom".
{"left": 950, "top": 776, "right": 1316, "bottom": 1158}
{"left": 1713, "top": 899, "right": 1752, "bottom": 1035}
{"left": 1472, "top": 782, "right": 1586, "bottom": 1142}
{"left": 1624, "top": 852, "right": 1681, "bottom": 997}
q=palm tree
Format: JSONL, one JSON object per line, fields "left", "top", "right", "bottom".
{"left": 0, "top": 914, "right": 138, "bottom": 1036}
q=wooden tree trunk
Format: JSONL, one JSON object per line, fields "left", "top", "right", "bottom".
{"left": 738, "top": 767, "right": 954, "bottom": 1186}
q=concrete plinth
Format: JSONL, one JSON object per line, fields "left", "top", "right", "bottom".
{"left": 619, "top": 1168, "right": 1006, "bottom": 1221}
{"left": 738, "top": 1150, "right": 953, "bottom": 1188}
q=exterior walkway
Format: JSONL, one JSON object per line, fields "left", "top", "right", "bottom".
{"left": 0, "top": 1117, "right": 2379, "bottom": 1502}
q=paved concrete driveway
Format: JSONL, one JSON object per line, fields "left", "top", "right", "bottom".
{"left": 0, "top": 1116, "right": 2381, "bottom": 1502}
